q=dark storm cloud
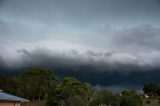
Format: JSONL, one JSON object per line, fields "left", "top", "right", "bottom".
{"left": 1, "top": 47, "right": 160, "bottom": 88}
{"left": 0, "top": 24, "right": 160, "bottom": 73}
{"left": 0, "top": 19, "right": 8, "bottom": 36}
{"left": 0, "top": 0, "right": 160, "bottom": 88}
{"left": 0, "top": 0, "right": 160, "bottom": 28}
{"left": 110, "top": 25, "right": 160, "bottom": 51}
{"left": 0, "top": 46, "right": 159, "bottom": 71}
{"left": 0, "top": 0, "right": 160, "bottom": 42}
{"left": 0, "top": 55, "right": 6, "bottom": 68}
{"left": 0, "top": 0, "right": 5, "bottom": 6}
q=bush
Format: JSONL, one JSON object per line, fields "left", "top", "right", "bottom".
{"left": 120, "top": 90, "right": 142, "bottom": 106}
{"left": 146, "top": 100, "right": 151, "bottom": 104}
{"left": 67, "top": 95, "right": 87, "bottom": 106}
{"left": 120, "top": 95, "right": 142, "bottom": 106}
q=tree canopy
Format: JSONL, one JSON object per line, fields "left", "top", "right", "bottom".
{"left": 0, "top": 67, "right": 150, "bottom": 106}
{"left": 143, "top": 83, "right": 160, "bottom": 97}
{"left": 15, "top": 68, "right": 57, "bottom": 101}
{"left": 47, "top": 77, "right": 93, "bottom": 106}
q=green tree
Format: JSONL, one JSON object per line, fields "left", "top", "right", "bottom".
{"left": 0, "top": 75, "right": 18, "bottom": 94}
{"left": 122, "top": 89, "right": 137, "bottom": 96}
{"left": 120, "top": 90, "right": 142, "bottom": 106}
{"left": 0, "top": 76, "right": 18, "bottom": 94}
{"left": 156, "top": 88, "right": 160, "bottom": 96}
{"left": 17, "top": 68, "right": 57, "bottom": 101}
{"left": 89, "top": 89, "right": 120, "bottom": 106}
{"left": 47, "top": 77, "right": 93, "bottom": 106}
{"left": 67, "top": 95, "right": 87, "bottom": 106}
{"left": 143, "top": 83, "right": 160, "bottom": 97}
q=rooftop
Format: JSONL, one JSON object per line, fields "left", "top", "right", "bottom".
{"left": 0, "top": 91, "right": 29, "bottom": 102}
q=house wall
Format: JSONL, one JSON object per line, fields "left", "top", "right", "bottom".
{"left": 0, "top": 101, "right": 20, "bottom": 106}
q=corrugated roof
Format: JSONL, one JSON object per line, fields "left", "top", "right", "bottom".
{"left": 0, "top": 92, "right": 29, "bottom": 102}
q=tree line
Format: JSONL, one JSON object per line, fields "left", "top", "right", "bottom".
{"left": 0, "top": 68, "right": 159, "bottom": 106}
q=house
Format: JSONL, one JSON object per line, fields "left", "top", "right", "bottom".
{"left": 0, "top": 90, "right": 29, "bottom": 106}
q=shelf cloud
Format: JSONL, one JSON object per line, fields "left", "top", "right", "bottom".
{"left": 0, "top": 0, "right": 160, "bottom": 88}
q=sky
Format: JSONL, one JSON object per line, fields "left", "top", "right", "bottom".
{"left": 0, "top": 0, "right": 160, "bottom": 89}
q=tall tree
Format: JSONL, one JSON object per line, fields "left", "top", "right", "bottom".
{"left": 89, "top": 89, "right": 120, "bottom": 106}
{"left": 0, "top": 75, "right": 17, "bottom": 94}
{"left": 143, "top": 83, "right": 160, "bottom": 97}
{"left": 17, "top": 68, "right": 57, "bottom": 100}
{"left": 47, "top": 77, "right": 93, "bottom": 106}
{"left": 120, "top": 90, "right": 142, "bottom": 106}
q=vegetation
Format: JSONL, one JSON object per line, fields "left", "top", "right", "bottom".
{"left": 120, "top": 90, "right": 142, "bottom": 106}
{"left": 0, "top": 75, "right": 17, "bottom": 94}
{"left": 143, "top": 83, "right": 160, "bottom": 97}
{"left": 143, "top": 83, "right": 160, "bottom": 105}
{"left": 17, "top": 68, "right": 57, "bottom": 100}
{"left": 2, "top": 67, "right": 160, "bottom": 106}
{"left": 0, "top": 68, "right": 57, "bottom": 101}
{"left": 89, "top": 89, "right": 120, "bottom": 106}
{"left": 47, "top": 77, "right": 93, "bottom": 106}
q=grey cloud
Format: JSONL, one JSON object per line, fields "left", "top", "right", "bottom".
{"left": 0, "top": 47, "right": 159, "bottom": 72}
{"left": 0, "top": 36, "right": 160, "bottom": 88}
{"left": 1, "top": 0, "right": 160, "bottom": 43}
{"left": 1, "top": 47, "right": 160, "bottom": 88}
{"left": 0, "top": 55, "right": 7, "bottom": 68}
{"left": 0, "top": 0, "right": 160, "bottom": 88}
{"left": 0, "top": 0, "right": 5, "bottom": 7}
{"left": 0, "top": 0, "right": 160, "bottom": 27}
{"left": 0, "top": 19, "right": 13, "bottom": 38}
{"left": 0, "top": 24, "right": 160, "bottom": 70}
{"left": 112, "top": 25, "right": 160, "bottom": 51}
{"left": 68, "top": 25, "right": 160, "bottom": 54}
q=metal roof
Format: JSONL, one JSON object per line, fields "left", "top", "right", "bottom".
{"left": 0, "top": 92, "right": 29, "bottom": 102}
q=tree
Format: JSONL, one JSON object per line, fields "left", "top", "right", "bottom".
{"left": 67, "top": 95, "right": 87, "bottom": 106}
{"left": 122, "top": 89, "right": 137, "bottom": 96}
{"left": 120, "top": 90, "right": 142, "bottom": 106}
{"left": 156, "top": 88, "right": 160, "bottom": 96}
{"left": 17, "top": 68, "right": 57, "bottom": 101}
{"left": 143, "top": 83, "right": 160, "bottom": 97}
{"left": 47, "top": 77, "right": 93, "bottom": 106}
{"left": 0, "top": 75, "right": 17, "bottom": 94}
{"left": 89, "top": 89, "right": 120, "bottom": 106}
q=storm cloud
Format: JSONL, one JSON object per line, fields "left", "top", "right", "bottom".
{"left": 0, "top": 0, "right": 160, "bottom": 88}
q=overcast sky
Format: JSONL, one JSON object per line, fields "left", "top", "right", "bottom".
{"left": 0, "top": 0, "right": 160, "bottom": 88}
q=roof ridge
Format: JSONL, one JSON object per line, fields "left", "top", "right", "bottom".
{"left": 0, "top": 92, "right": 29, "bottom": 102}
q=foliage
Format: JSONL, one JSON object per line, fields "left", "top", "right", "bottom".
{"left": 120, "top": 90, "right": 142, "bottom": 106}
{"left": 2, "top": 68, "right": 160, "bottom": 106}
{"left": 143, "top": 83, "right": 160, "bottom": 97}
{"left": 67, "top": 95, "right": 87, "bottom": 106}
{"left": 0, "top": 75, "right": 17, "bottom": 94}
{"left": 47, "top": 77, "right": 93, "bottom": 106}
{"left": 89, "top": 89, "right": 120, "bottom": 106}
{"left": 122, "top": 89, "right": 137, "bottom": 96}
{"left": 146, "top": 100, "right": 151, "bottom": 104}
{"left": 16, "top": 68, "right": 57, "bottom": 100}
